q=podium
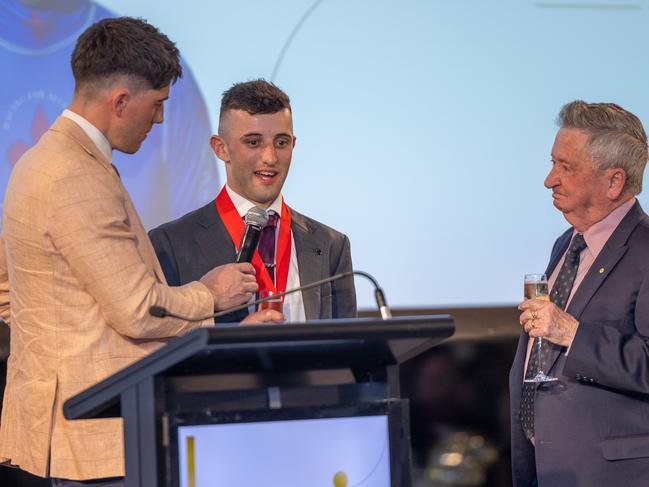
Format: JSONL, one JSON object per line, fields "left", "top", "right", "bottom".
{"left": 64, "top": 315, "right": 454, "bottom": 487}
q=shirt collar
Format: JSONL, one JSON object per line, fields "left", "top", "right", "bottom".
{"left": 577, "top": 197, "right": 636, "bottom": 257}
{"left": 61, "top": 109, "right": 112, "bottom": 163}
{"left": 225, "top": 184, "right": 283, "bottom": 218}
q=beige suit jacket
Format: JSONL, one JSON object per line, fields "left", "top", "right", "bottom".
{"left": 0, "top": 117, "right": 214, "bottom": 480}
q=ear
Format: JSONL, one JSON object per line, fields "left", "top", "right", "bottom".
{"left": 210, "top": 135, "right": 229, "bottom": 162}
{"left": 606, "top": 168, "right": 627, "bottom": 200}
{"left": 292, "top": 136, "right": 297, "bottom": 149}
{"left": 111, "top": 89, "right": 131, "bottom": 117}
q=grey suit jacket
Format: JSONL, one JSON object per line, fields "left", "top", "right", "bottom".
{"left": 148, "top": 200, "right": 357, "bottom": 321}
{"left": 509, "top": 201, "right": 649, "bottom": 487}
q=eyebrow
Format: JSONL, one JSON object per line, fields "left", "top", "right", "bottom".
{"left": 551, "top": 156, "right": 570, "bottom": 165}
{"left": 240, "top": 132, "right": 293, "bottom": 138}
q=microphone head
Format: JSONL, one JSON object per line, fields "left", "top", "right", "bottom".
{"left": 245, "top": 206, "right": 269, "bottom": 229}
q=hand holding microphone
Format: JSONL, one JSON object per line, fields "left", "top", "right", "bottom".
{"left": 198, "top": 265, "right": 285, "bottom": 324}
{"left": 199, "top": 206, "right": 270, "bottom": 312}
{"left": 199, "top": 263, "right": 258, "bottom": 311}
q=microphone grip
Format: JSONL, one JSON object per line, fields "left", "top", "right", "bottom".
{"left": 235, "top": 225, "right": 261, "bottom": 263}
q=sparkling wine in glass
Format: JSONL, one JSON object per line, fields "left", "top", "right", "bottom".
{"left": 523, "top": 273, "right": 557, "bottom": 383}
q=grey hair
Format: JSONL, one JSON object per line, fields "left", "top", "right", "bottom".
{"left": 558, "top": 100, "right": 648, "bottom": 195}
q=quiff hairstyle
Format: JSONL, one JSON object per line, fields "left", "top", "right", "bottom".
{"left": 218, "top": 79, "right": 291, "bottom": 131}
{"left": 558, "top": 100, "right": 649, "bottom": 195}
{"left": 71, "top": 17, "right": 182, "bottom": 92}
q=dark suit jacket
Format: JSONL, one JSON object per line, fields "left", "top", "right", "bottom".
{"left": 510, "top": 201, "right": 649, "bottom": 487}
{"left": 148, "top": 200, "right": 357, "bottom": 322}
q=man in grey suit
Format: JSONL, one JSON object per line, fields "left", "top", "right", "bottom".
{"left": 149, "top": 79, "right": 356, "bottom": 322}
{"left": 510, "top": 101, "right": 649, "bottom": 486}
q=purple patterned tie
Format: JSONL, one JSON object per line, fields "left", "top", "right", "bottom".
{"left": 257, "top": 212, "right": 277, "bottom": 284}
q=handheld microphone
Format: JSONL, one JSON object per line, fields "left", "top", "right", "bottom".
{"left": 149, "top": 270, "right": 392, "bottom": 321}
{"left": 235, "top": 206, "right": 268, "bottom": 263}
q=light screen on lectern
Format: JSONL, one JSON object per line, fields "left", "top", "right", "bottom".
{"left": 176, "top": 415, "right": 390, "bottom": 487}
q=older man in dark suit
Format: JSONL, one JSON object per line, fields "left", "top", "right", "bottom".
{"left": 510, "top": 101, "right": 649, "bottom": 487}
{"left": 149, "top": 80, "right": 356, "bottom": 322}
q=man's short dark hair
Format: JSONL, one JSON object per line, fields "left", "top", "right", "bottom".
{"left": 71, "top": 17, "right": 182, "bottom": 91}
{"left": 219, "top": 79, "right": 291, "bottom": 125}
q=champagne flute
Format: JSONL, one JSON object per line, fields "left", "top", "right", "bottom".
{"left": 523, "top": 273, "right": 558, "bottom": 383}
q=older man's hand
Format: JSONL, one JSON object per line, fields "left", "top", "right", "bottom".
{"left": 518, "top": 298, "right": 579, "bottom": 348}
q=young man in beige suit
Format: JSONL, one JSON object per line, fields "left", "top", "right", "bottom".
{"left": 0, "top": 17, "right": 281, "bottom": 486}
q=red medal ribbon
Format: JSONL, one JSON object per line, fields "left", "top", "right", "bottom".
{"left": 215, "top": 187, "right": 292, "bottom": 299}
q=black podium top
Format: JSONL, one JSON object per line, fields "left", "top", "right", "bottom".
{"left": 64, "top": 315, "right": 453, "bottom": 421}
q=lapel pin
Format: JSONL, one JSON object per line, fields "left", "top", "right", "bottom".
{"left": 314, "top": 248, "right": 323, "bottom": 255}
{"left": 599, "top": 267, "right": 605, "bottom": 274}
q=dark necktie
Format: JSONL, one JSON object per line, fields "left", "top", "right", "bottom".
{"left": 257, "top": 212, "right": 278, "bottom": 284}
{"left": 520, "top": 233, "right": 587, "bottom": 439}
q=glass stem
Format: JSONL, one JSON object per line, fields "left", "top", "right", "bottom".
{"left": 536, "top": 336, "right": 544, "bottom": 374}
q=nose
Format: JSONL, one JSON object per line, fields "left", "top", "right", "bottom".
{"left": 154, "top": 105, "right": 164, "bottom": 125}
{"left": 261, "top": 144, "right": 278, "bottom": 165}
{"left": 544, "top": 165, "right": 558, "bottom": 189}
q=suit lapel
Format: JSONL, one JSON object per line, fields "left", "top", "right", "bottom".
{"left": 566, "top": 247, "right": 629, "bottom": 319}
{"left": 545, "top": 229, "right": 572, "bottom": 278}
{"left": 291, "top": 209, "right": 322, "bottom": 320}
{"left": 545, "top": 202, "right": 643, "bottom": 374}
{"left": 194, "top": 202, "right": 251, "bottom": 322}
{"left": 195, "top": 202, "right": 237, "bottom": 268}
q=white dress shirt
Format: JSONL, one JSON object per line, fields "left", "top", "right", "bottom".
{"left": 225, "top": 184, "right": 306, "bottom": 322}
{"left": 61, "top": 109, "right": 112, "bottom": 163}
